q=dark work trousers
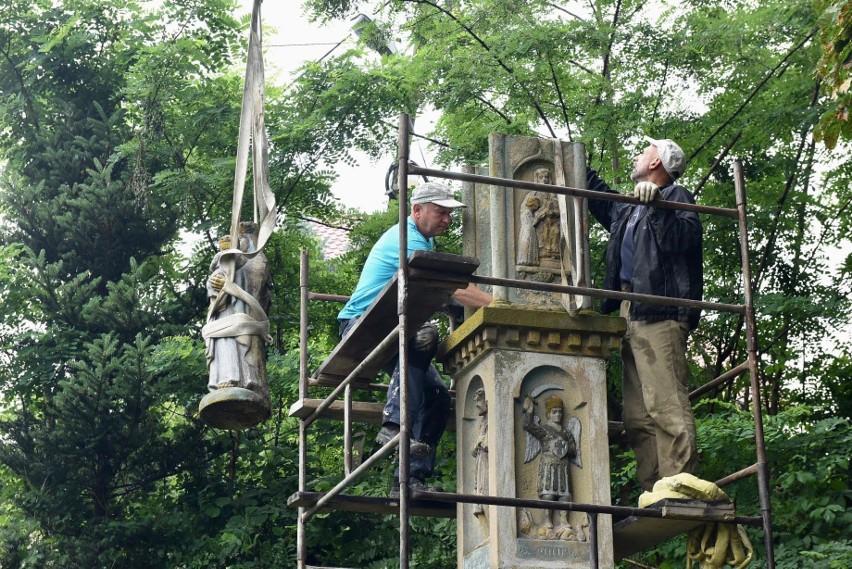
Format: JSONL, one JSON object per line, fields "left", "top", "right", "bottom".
{"left": 338, "top": 318, "right": 450, "bottom": 482}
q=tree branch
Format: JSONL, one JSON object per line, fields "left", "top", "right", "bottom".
{"left": 408, "top": 0, "right": 557, "bottom": 137}
{"left": 688, "top": 28, "right": 818, "bottom": 163}
{"left": 475, "top": 94, "right": 512, "bottom": 125}
{"left": 753, "top": 78, "right": 821, "bottom": 288}
{"left": 547, "top": 3, "right": 586, "bottom": 21}
{"left": 592, "top": 0, "right": 624, "bottom": 109}
{"left": 692, "top": 131, "right": 742, "bottom": 199}
{"left": 0, "top": 42, "right": 40, "bottom": 130}
{"left": 547, "top": 52, "right": 573, "bottom": 140}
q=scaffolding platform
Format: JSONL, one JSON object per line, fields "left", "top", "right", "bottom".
{"left": 311, "top": 250, "right": 479, "bottom": 389}
{"left": 612, "top": 498, "right": 736, "bottom": 560}
{"left": 288, "top": 491, "right": 456, "bottom": 519}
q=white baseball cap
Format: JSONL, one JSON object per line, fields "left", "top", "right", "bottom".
{"left": 411, "top": 181, "right": 466, "bottom": 208}
{"left": 643, "top": 136, "right": 686, "bottom": 181}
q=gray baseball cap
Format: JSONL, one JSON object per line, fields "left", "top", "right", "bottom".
{"left": 643, "top": 136, "right": 686, "bottom": 181}
{"left": 411, "top": 181, "right": 466, "bottom": 208}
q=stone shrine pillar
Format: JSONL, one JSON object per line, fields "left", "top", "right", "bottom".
{"left": 439, "top": 306, "right": 624, "bottom": 569}
{"left": 447, "top": 133, "right": 624, "bottom": 567}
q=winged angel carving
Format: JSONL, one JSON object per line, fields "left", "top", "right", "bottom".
{"left": 521, "top": 388, "right": 583, "bottom": 540}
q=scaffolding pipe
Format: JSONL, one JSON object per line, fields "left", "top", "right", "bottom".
{"left": 734, "top": 160, "right": 776, "bottom": 568}
{"left": 344, "top": 385, "right": 353, "bottom": 474}
{"left": 690, "top": 361, "right": 750, "bottom": 400}
{"left": 412, "top": 489, "right": 764, "bottom": 526}
{"left": 303, "top": 325, "right": 400, "bottom": 428}
{"left": 397, "top": 113, "right": 412, "bottom": 569}
{"left": 308, "top": 292, "right": 349, "bottom": 303}
{"left": 297, "top": 250, "right": 310, "bottom": 569}
{"left": 409, "top": 164, "right": 740, "bottom": 219}
{"left": 471, "top": 275, "right": 746, "bottom": 314}
{"left": 716, "top": 463, "right": 759, "bottom": 488}
{"left": 301, "top": 433, "right": 402, "bottom": 521}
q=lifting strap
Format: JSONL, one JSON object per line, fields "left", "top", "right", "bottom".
{"left": 553, "top": 139, "right": 590, "bottom": 315}
{"left": 639, "top": 473, "right": 754, "bottom": 568}
{"left": 202, "top": 0, "right": 277, "bottom": 344}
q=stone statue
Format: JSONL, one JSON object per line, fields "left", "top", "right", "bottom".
{"left": 516, "top": 167, "right": 563, "bottom": 284}
{"left": 516, "top": 194, "right": 541, "bottom": 267}
{"left": 522, "top": 393, "right": 582, "bottom": 540}
{"left": 534, "top": 195, "right": 561, "bottom": 261}
{"left": 200, "top": 221, "right": 272, "bottom": 429}
{"left": 471, "top": 388, "right": 489, "bottom": 520}
{"left": 530, "top": 168, "right": 560, "bottom": 261}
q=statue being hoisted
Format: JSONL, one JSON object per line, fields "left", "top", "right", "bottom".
{"left": 199, "top": 221, "right": 272, "bottom": 429}
{"left": 198, "top": 0, "right": 277, "bottom": 430}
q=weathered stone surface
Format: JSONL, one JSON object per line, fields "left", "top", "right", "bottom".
{"left": 439, "top": 305, "right": 626, "bottom": 376}
{"left": 462, "top": 135, "right": 591, "bottom": 311}
{"left": 444, "top": 305, "right": 624, "bottom": 568}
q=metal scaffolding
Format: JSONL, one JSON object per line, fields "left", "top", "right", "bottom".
{"left": 292, "top": 113, "right": 775, "bottom": 568}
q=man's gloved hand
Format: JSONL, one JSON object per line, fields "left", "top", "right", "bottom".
{"left": 633, "top": 181, "right": 659, "bottom": 203}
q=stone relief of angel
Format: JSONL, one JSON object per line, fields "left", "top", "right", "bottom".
{"left": 521, "top": 390, "right": 582, "bottom": 541}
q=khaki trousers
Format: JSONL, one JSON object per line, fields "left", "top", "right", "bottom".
{"left": 621, "top": 301, "right": 698, "bottom": 491}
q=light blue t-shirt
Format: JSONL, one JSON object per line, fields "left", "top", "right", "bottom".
{"left": 338, "top": 217, "right": 434, "bottom": 320}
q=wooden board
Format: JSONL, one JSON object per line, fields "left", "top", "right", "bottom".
{"left": 288, "top": 491, "right": 456, "bottom": 518}
{"left": 314, "top": 251, "right": 480, "bottom": 386}
{"left": 288, "top": 398, "right": 457, "bottom": 431}
{"left": 613, "top": 499, "right": 736, "bottom": 560}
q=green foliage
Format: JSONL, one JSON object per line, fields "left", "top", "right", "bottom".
{"left": 0, "top": 0, "right": 849, "bottom": 566}
{"left": 815, "top": 0, "right": 852, "bottom": 148}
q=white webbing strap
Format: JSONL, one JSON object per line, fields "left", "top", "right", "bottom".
{"left": 203, "top": 0, "right": 276, "bottom": 346}
{"left": 553, "top": 139, "right": 588, "bottom": 316}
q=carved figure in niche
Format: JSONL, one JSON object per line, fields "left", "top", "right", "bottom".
{"left": 522, "top": 393, "right": 582, "bottom": 540}
{"left": 205, "top": 222, "right": 271, "bottom": 393}
{"left": 516, "top": 194, "right": 541, "bottom": 267}
{"left": 532, "top": 168, "right": 561, "bottom": 262}
{"left": 471, "top": 388, "right": 489, "bottom": 520}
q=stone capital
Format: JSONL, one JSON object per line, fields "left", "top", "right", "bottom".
{"left": 438, "top": 305, "right": 626, "bottom": 375}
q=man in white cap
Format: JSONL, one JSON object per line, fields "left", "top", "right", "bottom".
{"left": 338, "top": 181, "right": 492, "bottom": 494}
{"left": 586, "top": 136, "right": 703, "bottom": 493}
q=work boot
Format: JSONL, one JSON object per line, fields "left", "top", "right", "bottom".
{"left": 389, "top": 477, "right": 445, "bottom": 498}
{"left": 374, "top": 423, "right": 430, "bottom": 457}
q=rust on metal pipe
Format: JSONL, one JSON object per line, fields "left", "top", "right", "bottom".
{"left": 734, "top": 159, "right": 776, "bottom": 568}
{"left": 409, "top": 164, "right": 739, "bottom": 219}
{"left": 690, "top": 361, "right": 750, "bottom": 400}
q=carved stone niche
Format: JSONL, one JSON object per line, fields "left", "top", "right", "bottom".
{"left": 460, "top": 134, "right": 591, "bottom": 310}
{"left": 444, "top": 305, "right": 621, "bottom": 569}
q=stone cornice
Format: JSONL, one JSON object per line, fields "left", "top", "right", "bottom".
{"left": 438, "top": 305, "right": 626, "bottom": 375}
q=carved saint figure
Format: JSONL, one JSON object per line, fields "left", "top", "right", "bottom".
{"left": 471, "top": 388, "right": 489, "bottom": 519}
{"left": 522, "top": 394, "right": 582, "bottom": 540}
{"left": 517, "top": 194, "right": 541, "bottom": 267}
{"left": 531, "top": 167, "right": 561, "bottom": 261}
{"left": 536, "top": 199, "right": 561, "bottom": 260}
{"left": 205, "top": 222, "right": 271, "bottom": 393}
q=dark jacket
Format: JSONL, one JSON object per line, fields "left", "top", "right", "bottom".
{"left": 586, "top": 169, "right": 703, "bottom": 329}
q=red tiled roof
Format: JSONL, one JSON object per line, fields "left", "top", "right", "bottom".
{"left": 306, "top": 220, "right": 350, "bottom": 259}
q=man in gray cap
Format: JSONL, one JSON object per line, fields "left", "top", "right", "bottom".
{"left": 338, "top": 181, "right": 492, "bottom": 494}
{"left": 586, "top": 136, "right": 703, "bottom": 493}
